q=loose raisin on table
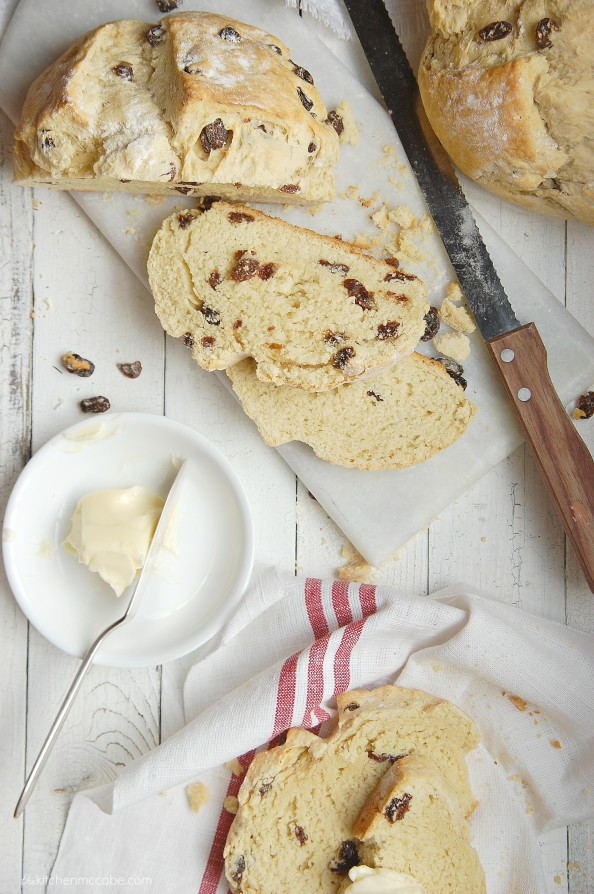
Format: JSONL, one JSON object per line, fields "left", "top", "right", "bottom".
{"left": 156, "top": 0, "right": 180, "bottom": 10}
{"left": 228, "top": 211, "right": 254, "bottom": 223}
{"left": 231, "top": 255, "right": 260, "bottom": 281}
{"left": 145, "top": 25, "right": 165, "bottom": 46}
{"left": 329, "top": 840, "right": 360, "bottom": 875}
{"left": 117, "top": 361, "right": 142, "bottom": 379}
{"left": 177, "top": 212, "right": 195, "bottom": 229}
{"left": 182, "top": 332, "right": 194, "bottom": 347}
{"left": 332, "top": 346, "right": 355, "bottom": 370}
{"left": 478, "top": 21, "right": 512, "bottom": 41}
{"left": 231, "top": 856, "right": 245, "bottom": 884}
{"left": 80, "top": 396, "right": 110, "bottom": 414}
{"left": 208, "top": 270, "right": 222, "bottom": 290}
{"left": 219, "top": 26, "right": 241, "bottom": 42}
{"left": 258, "top": 263, "right": 276, "bottom": 280}
{"left": 325, "top": 110, "right": 344, "bottom": 136}
{"left": 574, "top": 391, "right": 594, "bottom": 419}
{"left": 61, "top": 352, "right": 95, "bottom": 377}
{"left": 420, "top": 306, "right": 440, "bottom": 341}
{"left": 319, "top": 260, "right": 349, "bottom": 275}
{"left": 535, "top": 17, "right": 559, "bottom": 49}
{"left": 297, "top": 86, "right": 313, "bottom": 111}
{"left": 112, "top": 63, "right": 133, "bottom": 80}
{"left": 385, "top": 792, "right": 412, "bottom": 822}
{"left": 200, "top": 119, "right": 229, "bottom": 154}
{"left": 280, "top": 184, "right": 300, "bottom": 194}
{"left": 343, "top": 279, "right": 376, "bottom": 311}
{"left": 292, "top": 63, "right": 314, "bottom": 84}
{"left": 377, "top": 321, "right": 400, "bottom": 339}
{"left": 201, "top": 336, "right": 215, "bottom": 348}
{"left": 324, "top": 330, "right": 348, "bottom": 345}
{"left": 366, "top": 390, "right": 384, "bottom": 403}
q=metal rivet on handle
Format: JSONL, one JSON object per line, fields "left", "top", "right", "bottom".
{"left": 518, "top": 388, "right": 532, "bottom": 402}
{"left": 501, "top": 348, "right": 515, "bottom": 362}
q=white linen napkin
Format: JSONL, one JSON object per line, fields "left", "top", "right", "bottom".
{"left": 49, "top": 568, "right": 594, "bottom": 893}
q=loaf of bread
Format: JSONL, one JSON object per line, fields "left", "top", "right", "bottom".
{"left": 352, "top": 755, "right": 485, "bottom": 893}
{"left": 224, "top": 686, "right": 483, "bottom": 893}
{"left": 227, "top": 353, "right": 474, "bottom": 469}
{"left": 148, "top": 202, "right": 428, "bottom": 392}
{"left": 14, "top": 12, "right": 339, "bottom": 203}
{"left": 418, "top": 0, "right": 594, "bottom": 224}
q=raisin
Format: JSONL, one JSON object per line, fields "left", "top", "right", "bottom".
{"left": 385, "top": 792, "right": 412, "bottom": 822}
{"left": 325, "top": 110, "right": 344, "bottom": 136}
{"left": 367, "top": 751, "right": 405, "bottom": 763}
{"left": 343, "top": 279, "right": 376, "bottom": 311}
{"left": 156, "top": 0, "right": 180, "bottom": 9}
{"left": 297, "top": 87, "right": 313, "bottom": 111}
{"left": 384, "top": 270, "right": 416, "bottom": 282}
{"left": 329, "top": 840, "right": 360, "bottom": 875}
{"left": 292, "top": 824, "right": 308, "bottom": 845}
{"left": 233, "top": 320, "right": 243, "bottom": 330}
{"left": 80, "top": 396, "right": 110, "bottom": 414}
{"left": 366, "top": 391, "right": 384, "bottom": 403}
{"left": 112, "top": 63, "right": 133, "bottom": 80}
{"left": 535, "top": 17, "right": 559, "bottom": 49}
{"left": 478, "top": 21, "right": 512, "bottom": 41}
{"left": 292, "top": 63, "right": 314, "bottom": 84}
{"left": 280, "top": 184, "right": 300, "bottom": 194}
{"left": 231, "top": 855, "right": 245, "bottom": 884}
{"left": 200, "top": 119, "right": 229, "bottom": 154}
{"left": 269, "top": 44, "right": 283, "bottom": 55}
{"left": 308, "top": 142, "right": 316, "bottom": 153}
{"left": 177, "top": 212, "right": 195, "bottom": 229}
{"left": 228, "top": 211, "right": 254, "bottom": 223}
{"left": 258, "top": 263, "right": 276, "bottom": 280}
{"left": 574, "top": 391, "right": 594, "bottom": 419}
{"left": 184, "top": 62, "right": 202, "bottom": 74}
{"left": 231, "top": 256, "right": 260, "bottom": 281}
{"left": 117, "top": 361, "right": 142, "bottom": 379}
{"left": 385, "top": 257, "right": 400, "bottom": 268}
{"left": 175, "top": 186, "right": 192, "bottom": 195}
{"left": 385, "top": 292, "right": 409, "bottom": 303}
{"left": 199, "top": 195, "right": 221, "bottom": 211}
{"left": 420, "top": 306, "right": 440, "bottom": 341}
{"left": 259, "top": 781, "right": 271, "bottom": 796}
{"left": 182, "top": 332, "right": 194, "bottom": 347}
{"left": 208, "top": 270, "right": 222, "bottom": 290}
{"left": 40, "top": 132, "right": 54, "bottom": 150}
{"left": 120, "top": 179, "right": 131, "bottom": 183}
{"left": 145, "top": 25, "right": 165, "bottom": 46}
{"left": 324, "top": 330, "right": 348, "bottom": 345}
{"left": 437, "top": 357, "right": 467, "bottom": 390}
{"left": 344, "top": 702, "right": 359, "bottom": 711}
{"left": 166, "top": 162, "right": 176, "bottom": 181}
{"left": 319, "top": 260, "right": 349, "bottom": 275}
{"left": 332, "top": 346, "right": 355, "bottom": 370}
{"left": 61, "top": 352, "right": 94, "bottom": 377}
{"left": 377, "top": 321, "right": 400, "bottom": 339}
{"left": 201, "top": 305, "right": 221, "bottom": 326}
{"left": 201, "top": 336, "right": 215, "bottom": 348}
{"left": 219, "top": 26, "right": 241, "bottom": 42}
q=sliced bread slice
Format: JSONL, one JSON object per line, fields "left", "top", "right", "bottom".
{"left": 148, "top": 201, "right": 428, "bottom": 392}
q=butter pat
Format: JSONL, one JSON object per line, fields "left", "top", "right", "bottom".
{"left": 63, "top": 486, "right": 164, "bottom": 596}
{"left": 345, "top": 866, "right": 427, "bottom": 894}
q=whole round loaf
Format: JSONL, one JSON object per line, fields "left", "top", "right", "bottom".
{"left": 14, "top": 12, "right": 339, "bottom": 203}
{"left": 418, "top": 0, "right": 594, "bottom": 224}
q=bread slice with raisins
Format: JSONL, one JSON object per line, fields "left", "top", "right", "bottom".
{"left": 223, "top": 686, "right": 483, "bottom": 894}
{"left": 353, "top": 754, "right": 485, "bottom": 893}
{"left": 227, "top": 353, "right": 474, "bottom": 469}
{"left": 148, "top": 201, "right": 428, "bottom": 392}
{"left": 14, "top": 12, "right": 339, "bottom": 203}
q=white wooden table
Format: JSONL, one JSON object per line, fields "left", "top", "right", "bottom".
{"left": 0, "top": 1, "right": 592, "bottom": 891}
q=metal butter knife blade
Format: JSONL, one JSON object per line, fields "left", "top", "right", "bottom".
{"left": 344, "top": 0, "right": 594, "bottom": 592}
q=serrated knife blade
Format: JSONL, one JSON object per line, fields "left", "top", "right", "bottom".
{"left": 344, "top": 0, "right": 594, "bottom": 592}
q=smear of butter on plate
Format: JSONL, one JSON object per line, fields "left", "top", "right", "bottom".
{"left": 63, "top": 486, "right": 164, "bottom": 596}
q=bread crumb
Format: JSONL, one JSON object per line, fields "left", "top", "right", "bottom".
{"left": 145, "top": 194, "right": 168, "bottom": 206}
{"left": 572, "top": 408, "right": 586, "bottom": 419}
{"left": 388, "top": 176, "right": 404, "bottom": 189}
{"left": 127, "top": 208, "right": 140, "bottom": 217}
{"left": 418, "top": 216, "right": 433, "bottom": 233}
{"left": 32, "top": 198, "right": 42, "bottom": 210}
{"left": 186, "top": 781, "right": 209, "bottom": 813}
{"left": 226, "top": 757, "right": 244, "bottom": 777}
{"left": 553, "top": 875, "right": 561, "bottom": 885}
{"left": 224, "top": 795, "right": 239, "bottom": 814}
{"left": 389, "top": 204, "right": 416, "bottom": 228}
{"left": 359, "top": 189, "right": 380, "bottom": 208}
{"left": 124, "top": 226, "right": 137, "bottom": 237}
{"left": 481, "top": 536, "right": 487, "bottom": 543}
{"left": 334, "top": 100, "right": 359, "bottom": 145}
{"left": 446, "top": 282, "right": 464, "bottom": 303}
{"left": 371, "top": 205, "right": 391, "bottom": 230}
{"left": 382, "top": 145, "right": 394, "bottom": 155}
{"left": 396, "top": 231, "right": 426, "bottom": 261}
{"left": 439, "top": 298, "right": 476, "bottom": 333}
{"left": 337, "top": 542, "right": 377, "bottom": 584}
{"left": 507, "top": 694, "right": 528, "bottom": 712}
{"left": 433, "top": 332, "right": 470, "bottom": 363}
{"left": 550, "top": 739, "right": 562, "bottom": 749}
{"left": 306, "top": 204, "right": 324, "bottom": 216}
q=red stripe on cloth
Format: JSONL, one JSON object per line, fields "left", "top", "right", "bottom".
{"left": 302, "top": 578, "right": 331, "bottom": 727}
{"left": 331, "top": 580, "right": 352, "bottom": 627}
{"left": 197, "top": 750, "right": 255, "bottom": 894}
{"left": 272, "top": 651, "right": 299, "bottom": 736}
{"left": 305, "top": 577, "right": 329, "bottom": 637}
{"left": 358, "top": 583, "right": 377, "bottom": 617}
{"left": 333, "top": 618, "right": 366, "bottom": 694}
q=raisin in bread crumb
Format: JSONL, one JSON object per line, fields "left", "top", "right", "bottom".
{"left": 14, "top": 13, "right": 339, "bottom": 204}
{"left": 352, "top": 755, "right": 485, "bottom": 893}
{"left": 148, "top": 202, "right": 428, "bottom": 392}
{"left": 224, "top": 686, "right": 482, "bottom": 894}
{"left": 227, "top": 353, "right": 474, "bottom": 469}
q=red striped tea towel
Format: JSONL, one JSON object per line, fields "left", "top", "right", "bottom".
{"left": 50, "top": 567, "right": 594, "bottom": 894}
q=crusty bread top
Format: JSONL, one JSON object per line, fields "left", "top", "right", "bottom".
{"left": 418, "top": 0, "right": 594, "bottom": 224}
{"left": 148, "top": 201, "right": 428, "bottom": 392}
{"left": 14, "top": 12, "right": 339, "bottom": 202}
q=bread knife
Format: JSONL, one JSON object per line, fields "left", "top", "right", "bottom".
{"left": 343, "top": 0, "right": 594, "bottom": 592}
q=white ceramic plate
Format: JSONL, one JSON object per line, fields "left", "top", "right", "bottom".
{"left": 2, "top": 412, "right": 254, "bottom": 667}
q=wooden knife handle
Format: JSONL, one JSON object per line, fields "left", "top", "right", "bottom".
{"left": 487, "top": 323, "right": 594, "bottom": 592}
